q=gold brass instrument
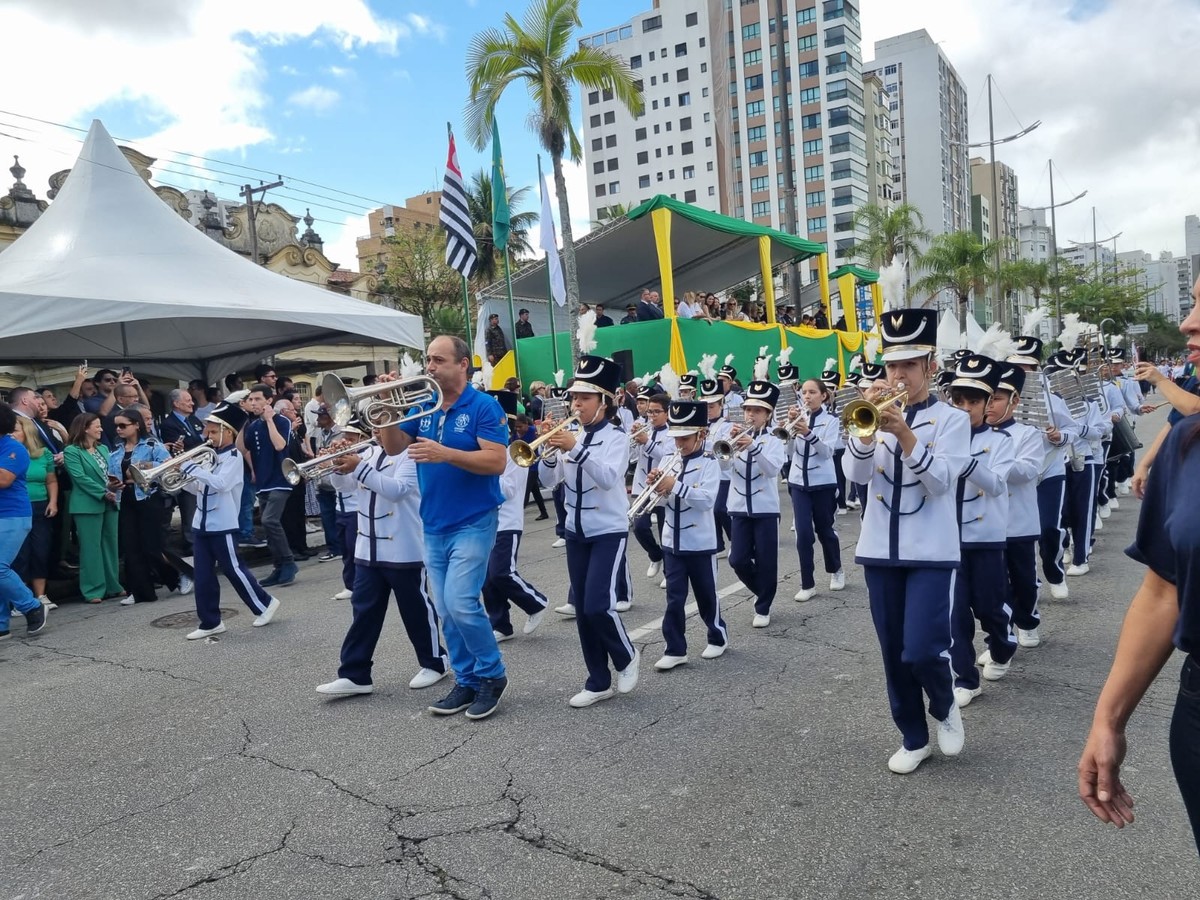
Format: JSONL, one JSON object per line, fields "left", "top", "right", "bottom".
{"left": 509, "top": 415, "right": 582, "bottom": 467}
{"left": 772, "top": 406, "right": 810, "bottom": 441}
{"left": 130, "top": 441, "right": 216, "bottom": 495}
{"left": 627, "top": 451, "right": 682, "bottom": 521}
{"left": 321, "top": 373, "right": 442, "bottom": 430}
{"left": 840, "top": 386, "right": 908, "bottom": 440}
{"left": 283, "top": 438, "right": 379, "bottom": 485}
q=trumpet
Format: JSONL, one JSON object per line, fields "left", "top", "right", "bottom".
{"left": 628, "top": 422, "right": 647, "bottom": 449}
{"left": 772, "top": 407, "right": 810, "bottom": 441}
{"left": 713, "top": 424, "right": 762, "bottom": 460}
{"left": 322, "top": 373, "right": 441, "bottom": 430}
{"left": 840, "top": 385, "right": 908, "bottom": 440}
{"left": 283, "top": 438, "right": 379, "bottom": 485}
{"left": 627, "top": 451, "right": 682, "bottom": 520}
{"left": 510, "top": 415, "right": 582, "bottom": 467}
{"left": 130, "top": 441, "right": 216, "bottom": 495}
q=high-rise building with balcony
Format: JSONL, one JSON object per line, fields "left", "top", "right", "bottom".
{"left": 862, "top": 71, "right": 894, "bottom": 212}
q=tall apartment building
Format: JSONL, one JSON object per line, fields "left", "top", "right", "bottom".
{"left": 862, "top": 71, "right": 894, "bottom": 211}
{"left": 864, "top": 30, "right": 971, "bottom": 240}
{"left": 1119, "top": 250, "right": 1183, "bottom": 322}
{"left": 970, "top": 157, "right": 1018, "bottom": 256}
{"left": 580, "top": 0, "right": 874, "bottom": 278}
{"left": 355, "top": 192, "right": 441, "bottom": 272}
{"left": 1059, "top": 241, "right": 1115, "bottom": 275}
{"left": 1018, "top": 207, "right": 1054, "bottom": 264}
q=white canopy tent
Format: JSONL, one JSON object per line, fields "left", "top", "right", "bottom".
{"left": 0, "top": 120, "right": 424, "bottom": 382}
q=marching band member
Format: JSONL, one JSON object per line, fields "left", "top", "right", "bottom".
{"left": 539, "top": 355, "right": 640, "bottom": 708}
{"left": 821, "top": 363, "right": 850, "bottom": 516}
{"left": 718, "top": 361, "right": 744, "bottom": 410}
{"left": 654, "top": 400, "right": 726, "bottom": 669}
{"left": 179, "top": 400, "right": 281, "bottom": 640}
{"left": 846, "top": 362, "right": 885, "bottom": 513}
{"left": 775, "top": 358, "right": 799, "bottom": 484}
{"left": 483, "top": 391, "right": 549, "bottom": 642}
{"left": 945, "top": 355, "right": 1015, "bottom": 707}
{"left": 986, "top": 363, "right": 1050, "bottom": 651}
{"left": 678, "top": 372, "right": 699, "bottom": 401}
{"left": 786, "top": 378, "right": 845, "bottom": 602}
{"left": 841, "top": 309, "right": 971, "bottom": 774}
{"left": 631, "top": 393, "right": 671, "bottom": 582}
{"left": 727, "top": 380, "right": 786, "bottom": 627}
{"left": 700, "top": 377, "right": 734, "bottom": 558}
{"left": 328, "top": 420, "right": 368, "bottom": 601}
{"left": 548, "top": 385, "right": 570, "bottom": 550}
{"left": 315, "top": 422, "right": 450, "bottom": 697}
{"left": 1110, "top": 347, "right": 1143, "bottom": 494}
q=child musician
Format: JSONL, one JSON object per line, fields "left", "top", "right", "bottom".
{"left": 179, "top": 400, "right": 280, "bottom": 640}
{"left": 631, "top": 392, "right": 672, "bottom": 583}
{"left": 727, "top": 380, "right": 787, "bottom": 627}
{"left": 786, "top": 379, "right": 845, "bottom": 602}
{"left": 327, "top": 420, "right": 368, "bottom": 602}
{"left": 945, "top": 355, "right": 1016, "bottom": 708}
{"left": 700, "top": 379, "right": 734, "bottom": 558}
{"left": 654, "top": 400, "right": 726, "bottom": 670}
{"left": 483, "top": 390, "right": 549, "bottom": 642}
{"left": 841, "top": 309, "right": 971, "bottom": 775}
{"left": 821, "top": 365, "right": 850, "bottom": 515}
{"left": 540, "top": 355, "right": 640, "bottom": 708}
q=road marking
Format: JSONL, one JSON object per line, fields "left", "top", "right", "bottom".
{"left": 627, "top": 580, "right": 748, "bottom": 641}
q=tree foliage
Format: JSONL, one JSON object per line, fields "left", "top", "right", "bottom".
{"left": 465, "top": 169, "right": 539, "bottom": 286}
{"left": 849, "top": 202, "right": 930, "bottom": 270}
{"left": 375, "top": 227, "right": 463, "bottom": 333}
{"left": 910, "top": 231, "right": 1007, "bottom": 333}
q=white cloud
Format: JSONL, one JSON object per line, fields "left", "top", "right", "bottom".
{"left": 529, "top": 157, "right": 591, "bottom": 260}
{"left": 320, "top": 211, "right": 371, "bottom": 273}
{"left": 406, "top": 13, "right": 446, "bottom": 41}
{"left": 325, "top": 64, "right": 352, "bottom": 78}
{"left": 860, "top": 0, "right": 1200, "bottom": 257}
{"left": 287, "top": 85, "right": 340, "bottom": 113}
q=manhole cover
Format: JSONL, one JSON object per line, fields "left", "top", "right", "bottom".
{"left": 151, "top": 608, "right": 240, "bottom": 628}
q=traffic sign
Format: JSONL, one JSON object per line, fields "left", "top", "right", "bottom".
{"left": 1127, "top": 324, "right": 1149, "bottom": 334}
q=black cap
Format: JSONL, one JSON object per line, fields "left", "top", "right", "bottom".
{"left": 776, "top": 363, "right": 799, "bottom": 384}
{"left": 699, "top": 379, "right": 723, "bottom": 401}
{"left": 821, "top": 369, "right": 841, "bottom": 388}
{"left": 636, "top": 385, "right": 656, "bottom": 400}
{"left": 744, "top": 380, "right": 781, "bottom": 410}
{"left": 880, "top": 309, "right": 938, "bottom": 361}
{"left": 487, "top": 390, "right": 520, "bottom": 418}
{"left": 206, "top": 401, "right": 248, "bottom": 433}
{"left": 997, "top": 364, "right": 1026, "bottom": 395}
{"left": 549, "top": 386, "right": 570, "bottom": 400}
{"left": 666, "top": 400, "right": 708, "bottom": 435}
{"left": 718, "top": 365, "right": 737, "bottom": 381}
{"left": 857, "top": 362, "right": 885, "bottom": 386}
{"left": 571, "top": 355, "right": 623, "bottom": 397}
{"left": 950, "top": 354, "right": 1003, "bottom": 395}
{"left": 1049, "top": 348, "right": 1084, "bottom": 369}
{"left": 1009, "top": 335, "right": 1044, "bottom": 366}
{"left": 679, "top": 373, "right": 699, "bottom": 393}
{"left": 1107, "top": 347, "right": 1128, "bottom": 364}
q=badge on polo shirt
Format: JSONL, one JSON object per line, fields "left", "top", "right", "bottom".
{"left": 454, "top": 413, "right": 470, "bottom": 433}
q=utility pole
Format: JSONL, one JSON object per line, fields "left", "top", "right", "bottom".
{"left": 774, "top": 0, "right": 800, "bottom": 314}
{"left": 1048, "top": 160, "right": 1061, "bottom": 332}
{"left": 986, "top": 76, "right": 1006, "bottom": 327}
{"left": 240, "top": 179, "right": 284, "bottom": 265}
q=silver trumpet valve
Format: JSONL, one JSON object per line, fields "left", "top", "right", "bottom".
{"left": 282, "top": 438, "right": 379, "bottom": 485}
{"left": 627, "top": 452, "right": 682, "bottom": 521}
{"left": 772, "top": 406, "right": 809, "bottom": 440}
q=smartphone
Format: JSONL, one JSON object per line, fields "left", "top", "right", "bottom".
{"left": 121, "top": 366, "right": 132, "bottom": 376}
{"left": 82, "top": 359, "right": 87, "bottom": 370}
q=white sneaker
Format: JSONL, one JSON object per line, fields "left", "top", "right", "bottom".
{"left": 316, "top": 677, "right": 373, "bottom": 696}
{"left": 332, "top": 588, "right": 353, "bottom": 600}
{"left": 976, "top": 648, "right": 992, "bottom": 666}
{"left": 646, "top": 560, "right": 662, "bottom": 579}
{"left": 493, "top": 630, "right": 514, "bottom": 643}
{"left": 1066, "top": 563, "right": 1090, "bottom": 577}
{"left": 554, "top": 602, "right": 576, "bottom": 618}
{"left": 551, "top": 537, "right": 566, "bottom": 549}
{"left": 829, "top": 570, "right": 846, "bottom": 591}
{"left": 752, "top": 613, "right": 770, "bottom": 628}
{"left": 615, "top": 600, "right": 631, "bottom": 612}
{"left": 983, "top": 658, "right": 1011, "bottom": 681}
{"left": 1017, "top": 627, "right": 1041, "bottom": 648}
{"left": 654, "top": 654, "right": 688, "bottom": 671}
{"left": 408, "top": 667, "right": 449, "bottom": 690}
{"left": 954, "top": 686, "right": 982, "bottom": 708}
{"left": 837, "top": 507, "right": 848, "bottom": 516}
{"left": 37, "top": 595, "right": 57, "bottom": 611}
{"left": 569, "top": 688, "right": 614, "bottom": 708}
{"left": 1094, "top": 515, "right": 1104, "bottom": 532}
{"left": 615, "top": 650, "right": 640, "bottom": 693}
{"left": 1050, "top": 581, "right": 1069, "bottom": 599}
{"left": 1099, "top": 504, "right": 1111, "bottom": 520}
{"left": 523, "top": 610, "right": 545, "bottom": 635}
{"left": 847, "top": 499, "right": 861, "bottom": 509}
{"left": 937, "top": 705, "right": 966, "bottom": 756}
{"left": 887, "top": 744, "right": 932, "bottom": 774}
{"left": 177, "top": 574, "right": 194, "bottom": 595}
{"left": 659, "top": 577, "right": 667, "bottom": 589}
{"left": 790, "top": 522, "right": 796, "bottom": 532}
{"left": 186, "top": 622, "right": 226, "bottom": 640}
{"left": 252, "top": 597, "right": 281, "bottom": 627}
{"left": 119, "top": 595, "right": 136, "bottom": 606}
{"left": 1108, "top": 498, "right": 1120, "bottom": 510}
{"left": 700, "top": 643, "right": 727, "bottom": 659}
{"left": 794, "top": 586, "right": 817, "bottom": 602}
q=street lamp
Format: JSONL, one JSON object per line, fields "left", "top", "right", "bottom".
{"left": 1020, "top": 161, "right": 1088, "bottom": 333}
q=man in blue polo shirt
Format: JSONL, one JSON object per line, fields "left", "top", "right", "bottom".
{"left": 380, "top": 334, "right": 510, "bottom": 719}
{"left": 238, "top": 384, "right": 297, "bottom": 587}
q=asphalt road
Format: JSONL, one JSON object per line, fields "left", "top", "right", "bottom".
{"left": 3, "top": 404, "right": 1197, "bottom": 899}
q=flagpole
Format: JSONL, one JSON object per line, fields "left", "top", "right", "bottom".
{"left": 538, "top": 155, "right": 559, "bottom": 373}
{"left": 460, "top": 274, "right": 473, "bottom": 358}
{"left": 504, "top": 249, "right": 522, "bottom": 386}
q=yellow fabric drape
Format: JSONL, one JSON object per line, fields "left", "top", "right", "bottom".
{"left": 669, "top": 317, "right": 688, "bottom": 376}
{"left": 870, "top": 283, "right": 883, "bottom": 330}
{"left": 817, "top": 253, "right": 832, "bottom": 321}
{"left": 651, "top": 207, "right": 676, "bottom": 318}
{"left": 836, "top": 273, "right": 858, "bottom": 332}
{"left": 492, "top": 350, "right": 516, "bottom": 389}
{"left": 758, "top": 235, "right": 776, "bottom": 324}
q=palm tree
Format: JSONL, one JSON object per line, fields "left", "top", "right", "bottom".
{"left": 590, "top": 202, "right": 630, "bottom": 230}
{"left": 466, "top": 0, "right": 643, "bottom": 358}
{"left": 910, "top": 231, "right": 1005, "bottom": 336}
{"left": 465, "top": 169, "right": 539, "bottom": 286}
{"left": 849, "top": 203, "right": 930, "bottom": 271}
{"left": 999, "top": 258, "right": 1052, "bottom": 328}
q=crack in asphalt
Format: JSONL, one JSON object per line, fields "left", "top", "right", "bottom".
{"left": 151, "top": 821, "right": 297, "bottom": 899}
{"left": 21, "top": 642, "right": 201, "bottom": 683}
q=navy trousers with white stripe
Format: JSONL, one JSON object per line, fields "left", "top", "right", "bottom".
{"left": 1037, "top": 475, "right": 1067, "bottom": 585}
{"left": 950, "top": 549, "right": 1015, "bottom": 691}
{"left": 713, "top": 480, "right": 732, "bottom": 552}
{"left": 662, "top": 550, "right": 725, "bottom": 657}
{"left": 565, "top": 533, "right": 636, "bottom": 692}
{"left": 1006, "top": 538, "right": 1040, "bottom": 631}
{"left": 632, "top": 506, "right": 665, "bottom": 563}
{"left": 1064, "top": 463, "right": 1095, "bottom": 566}
{"left": 193, "top": 531, "right": 272, "bottom": 630}
{"left": 864, "top": 566, "right": 956, "bottom": 751}
{"left": 789, "top": 485, "right": 841, "bottom": 588}
{"left": 335, "top": 511, "right": 357, "bottom": 591}
{"left": 337, "top": 564, "right": 447, "bottom": 685}
{"left": 552, "top": 484, "right": 566, "bottom": 539}
{"left": 483, "top": 531, "right": 548, "bottom": 636}
{"left": 728, "top": 514, "right": 779, "bottom": 615}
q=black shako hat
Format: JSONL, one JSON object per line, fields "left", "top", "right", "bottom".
{"left": 997, "top": 364, "right": 1026, "bottom": 395}
{"left": 743, "top": 380, "right": 781, "bottom": 411}
{"left": 549, "top": 386, "right": 569, "bottom": 400}
{"left": 1049, "top": 348, "right": 1085, "bottom": 370}
{"left": 880, "top": 309, "right": 938, "bottom": 361}
{"left": 636, "top": 385, "right": 657, "bottom": 400}
{"left": 206, "top": 400, "right": 248, "bottom": 433}
{"left": 1008, "top": 335, "right": 1044, "bottom": 367}
{"left": 718, "top": 365, "right": 737, "bottom": 382}
{"left": 1106, "top": 347, "right": 1129, "bottom": 364}
{"left": 821, "top": 369, "right": 841, "bottom": 389}
{"left": 569, "top": 355, "right": 622, "bottom": 397}
{"left": 856, "top": 362, "right": 886, "bottom": 387}
{"left": 776, "top": 363, "right": 799, "bottom": 384}
{"left": 950, "top": 354, "right": 1003, "bottom": 395}
{"left": 678, "top": 373, "right": 699, "bottom": 394}
{"left": 666, "top": 400, "right": 708, "bottom": 436}
{"left": 699, "top": 379, "right": 723, "bottom": 402}
{"left": 487, "top": 390, "right": 520, "bottom": 418}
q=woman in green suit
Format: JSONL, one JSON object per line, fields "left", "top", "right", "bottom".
{"left": 64, "top": 414, "right": 123, "bottom": 603}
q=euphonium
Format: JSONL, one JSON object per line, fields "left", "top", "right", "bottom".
{"left": 321, "top": 373, "right": 441, "bottom": 430}
{"left": 839, "top": 386, "right": 908, "bottom": 440}
{"left": 130, "top": 441, "right": 216, "bottom": 495}
{"left": 282, "top": 438, "right": 379, "bottom": 485}
{"left": 509, "top": 415, "right": 582, "bottom": 467}
{"left": 627, "top": 451, "right": 683, "bottom": 521}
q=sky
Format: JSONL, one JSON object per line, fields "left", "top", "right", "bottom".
{"left": 1, "top": 0, "right": 1197, "bottom": 274}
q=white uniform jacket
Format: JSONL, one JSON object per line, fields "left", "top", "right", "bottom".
{"left": 786, "top": 407, "right": 841, "bottom": 491}
{"left": 991, "top": 418, "right": 1042, "bottom": 540}
{"left": 727, "top": 429, "right": 786, "bottom": 517}
{"left": 333, "top": 445, "right": 423, "bottom": 568}
{"left": 632, "top": 424, "right": 671, "bottom": 494}
{"left": 181, "top": 444, "right": 244, "bottom": 535}
{"left": 1116, "top": 375, "right": 1143, "bottom": 414}
{"left": 661, "top": 450, "right": 721, "bottom": 554}
{"left": 1040, "top": 392, "right": 1078, "bottom": 480}
{"left": 704, "top": 418, "right": 734, "bottom": 482}
{"left": 497, "top": 454, "right": 529, "bottom": 534}
{"left": 540, "top": 420, "right": 629, "bottom": 539}
{"left": 1076, "top": 399, "right": 1112, "bottom": 460}
{"left": 842, "top": 397, "right": 971, "bottom": 568}
{"left": 957, "top": 424, "right": 1014, "bottom": 549}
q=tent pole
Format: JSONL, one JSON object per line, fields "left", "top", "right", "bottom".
{"left": 460, "top": 275, "right": 473, "bottom": 356}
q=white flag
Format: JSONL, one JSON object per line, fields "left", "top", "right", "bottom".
{"left": 540, "top": 172, "right": 567, "bottom": 308}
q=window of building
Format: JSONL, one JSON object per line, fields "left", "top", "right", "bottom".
{"left": 749, "top": 151, "right": 767, "bottom": 167}
{"left": 637, "top": 150, "right": 649, "bottom": 165}
{"left": 643, "top": 15, "right": 662, "bottom": 31}
{"left": 588, "top": 91, "right": 600, "bottom": 105}
{"left": 797, "top": 6, "right": 816, "bottom": 24}
{"left": 807, "top": 216, "right": 827, "bottom": 231}
{"left": 744, "top": 49, "right": 762, "bottom": 66}
{"left": 804, "top": 164, "right": 824, "bottom": 182}
{"left": 680, "top": 116, "right": 692, "bottom": 131}
{"left": 798, "top": 34, "right": 818, "bottom": 51}
{"left": 798, "top": 61, "right": 819, "bottom": 79}
{"left": 668, "top": 169, "right": 675, "bottom": 178}
{"left": 649, "top": 50, "right": 656, "bottom": 61}
{"left": 663, "top": 71, "right": 670, "bottom": 82}
{"left": 803, "top": 138, "right": 823, "bottom": 156}
{"left": 742, "top": 22, "right": 761, "bottom": 40}
{"left": 639, "top": 174, "right": 651, "bottom": 189}
{"left": 677, "top": 68, "right": 689, "bottom": 82}
{"left": 683, "top": 166, "right": 695, "bottom": 180}
{"left": 593, "top": 161, "right": 604, "bottom": 175}
{"left": 704, "top": 111, "right": 711, "bottom": 123}
{"left": 607, "top": 158, "right": 619, "bottom": 171}
{"left": 800, "top": 87, "right": 821, "bottom": 104}
{"left": 602, "top": 88, "right": 614, "bottom": 101}
{"left": 657, "top": 172, "right": 664, "bottom": 182}
{"left": 685, "top": 189, "right": 697, "bottom": 203}
{"left": 663, "top": 96, "right": 671, "bottom": 107}
{"left": 666, "top": 121, "right": 673, "bottom": 130}
{"left": 656, "top": 147, "right": 663, "bottom": 158}
{"left": 774, "top": 120, "right": 795, "bottom": 137}
{"left": 686, "top": 11, "right": 699, "bottom": 26}
{"left": 679, "top": 92, "right": 691, "bottom": 107}
{"left": 884, "top": 64, "right": 897, "bottom": 75}
{"left": 591, "top": 137, "right": 602, "bottom": 151}
{"left": 699, "top": 36, "right": 706, "bottom": 47}
{"left": 675, "top": 42, "right": 688, "bottom": 56}
{"left": 707, "top": 161, "right": 714, "bottom": 171}
{"left": 801, "top": 112, "right": 820, "bottom": 129}
{"left": 667, "top": 145, "right": 674, "bottom": 155}
{"left": 752, "top": 200, "right": 771, "bottom": 217}
{"left": 806, "top": 190, "right": 825, "bottom": 207}
{"left": 604, "top": 111, "right": 616, "bottom": 124}
{"left": 620, "top": 24, "right": 633, "bottom": 39}
{"left": 589, "top": 114, "right": 601, "bottom": 128}
{"left": 746, "top": 100, "right": 765, "bottom": 117}
{"left": 609, "top": 181, "right": 620, "bottom": 193}
{"left": 745, "top": 74, "right": 764, "bottom": 91}
{"left": 705, "top": 136, "right": 713, "bottom": 147}
{"left": 751, "top": 175, "right": 770, "bottom": 192}
{"left": 747, "top": 125, "right": 767, "bottom": 142}
{"left": 651, "top": 75, "right": 658, "bottom": 86}
{"left": 681, "top": 141, "right": 693, "bottom": 155}
{"left": 700, "top": 62, "right": 707, "bottom": 73}
{"left": 636, "top": 126, "right": 647, "bottom": 141}
{"left": 595, "top": 184, "right": 606, "bottom": 197}
{"left": 652, "top": 100, "right": 659, "bottom": 110}
{"left": 631, "top": 54, "right": 643, "bottom": 69}
{"left": 709, "top": 185, "right": 716, "bottom": 196}
{"left": 770, "top": 68, "right": 792, "bottom": 86}
{"left": 606, "top": 135, "right": 617, "bottom": 148}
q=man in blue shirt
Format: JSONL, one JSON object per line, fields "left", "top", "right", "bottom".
{"left": 238, "top": 384, "right": 297, "bottom": 586}
{"left": 380, "top": 335, "right": 510, "bottom": 719}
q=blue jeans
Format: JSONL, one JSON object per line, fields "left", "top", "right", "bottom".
{"left": 423, "top": 508, "right": 505, "bottom": 688}
{"left": 0, "top": 516, "right": 40, "bottom": 632}
{"left": 317, "top": 490, "right": 341, "bottom": 555}
{"left": 237, "top": 476, "right": 256, "bottom": 540}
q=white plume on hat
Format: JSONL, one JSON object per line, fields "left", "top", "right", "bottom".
{"left": 776, "top": 345, "right": 794, "bottom": 367}
{"left": 1057, "top": 313, "right": 1086, "bottom": 350}
{"left": 973, "top": 323, "right": 1017, "bottom": 363}
{"left": 823, "top": 357, "right": 836, "bottom": 373}
{"left": 753, "top": 355, "right": 769, "bottom": 381}
{"left": 399, "top": 352, "right": 423, "bottom": 380}
{"left": 1021, "top": 306, "right": 1048, "bottom": 335}
{"left": 724, "top": 353, "right": 736, "bottom": 367}
{"left": 863, "top": 333, "right": 881, "bottom": 363}
{"left": 1109, "top": 334, "right": 1122, "bottom": 349}
{"left": 576, "top": 309, "right": 598, "bottom": 354}
{"left": 698, "top": 353, "right": 718, "bottom": 382}
{"left": 225, "top": 389, "right": 249, "bottom": 404}
{"left": 657, "top": 363, "right": 680, "bottom": 399}
{"left": 553, "top": 369, "right": 564, "bottom": 387}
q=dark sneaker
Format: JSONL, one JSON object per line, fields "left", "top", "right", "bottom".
{"left": 26, "top": 604, "right": 48, "bottom": 635}
{"left": 259, "top": 568, "right": 283, "bottom": 587}
{"left": 0, "top": 630, "right": 10, "bottom": 641}
{"left": 427, "top": 683, "right": 476, "bottom": 716}
{"left": 275, "top": 562, "right": 299, "bottom": 586}
{"left": 465, "top": 675, "right": 508, "bottom": 720}
{"left": 317, "top": 551, "right": 336, "bottom": 562}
